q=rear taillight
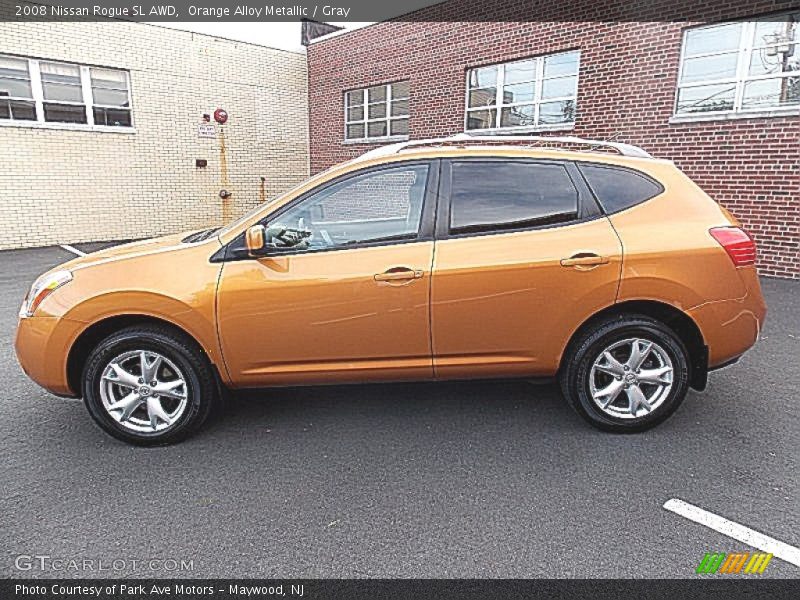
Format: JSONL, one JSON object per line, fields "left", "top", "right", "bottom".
{"left": 709, "top": 227, "right": 756, "bottom": 267}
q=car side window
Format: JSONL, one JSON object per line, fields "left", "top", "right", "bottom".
{"left": 578, "top": 163, "right": 664, "bottom": 214}
{"left": 448, "top": 161, "right": 580, "bottom": 235}
{"left": 264, "top": 163, "right": 430, "bottom": 252}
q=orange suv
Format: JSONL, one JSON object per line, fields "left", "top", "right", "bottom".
{"left": 15, "top": 134, "right": 766, "bottom": 445}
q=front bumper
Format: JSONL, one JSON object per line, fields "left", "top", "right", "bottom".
{"left": 14, "top": 316, "right": 83, "bottom": 397}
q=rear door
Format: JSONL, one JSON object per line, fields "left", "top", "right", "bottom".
{"left": 431, "top": 158, "right": 622, "bottom": 379}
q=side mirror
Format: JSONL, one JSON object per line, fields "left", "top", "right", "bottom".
{"left": 245, "top": 225, "right": 266, "bottom": 256}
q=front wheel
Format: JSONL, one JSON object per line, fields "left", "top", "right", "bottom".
{"left": 559, "top": 315, "right": 690, "bottom": 432}
{"left": 82, "top": 325, "right": 217, "bottom": 445}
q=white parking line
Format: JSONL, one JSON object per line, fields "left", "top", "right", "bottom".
{"left": 60, "top": 244, "right": 86, "bottom": 257}
{"left": 664, "top": 498, "right": 800, "bottom": 567}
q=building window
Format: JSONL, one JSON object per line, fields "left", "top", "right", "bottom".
{"left": 345, "top": 81, "right": 409, "bottom": 141}
{"left": 676, "top": 12, "right": 799, "bottom": 115}
{"left": 90, "top": 68, "right": 133, "bottom": 127}
{"left": 0, "top": 55, "right": 132, "bottom": 128}
{"left": 41, "top": 62, "right": 87, "bottom": 124}
{"left": 465, "top": 50, "right": 580, "bottom": 132}
{"left": 0, "top": 56, "right": 36, "bottom": 121}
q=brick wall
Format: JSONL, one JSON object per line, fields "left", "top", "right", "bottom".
{"left": 307, "top": 2, "right": 800, "bottom": 278}
{"left": 0, "top": 11, "right": 309, "bottom": 250}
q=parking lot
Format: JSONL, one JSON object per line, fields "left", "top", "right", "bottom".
{"left": 1, "top": 245, "right": 798, "bottom": 578}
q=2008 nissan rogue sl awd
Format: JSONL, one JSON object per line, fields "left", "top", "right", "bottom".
{"left": 15, "top": 134, "right": 766, "bottom": 445}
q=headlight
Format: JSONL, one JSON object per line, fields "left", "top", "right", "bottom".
{"left": 20, "top": 270, "right": 73, "bottom": 318}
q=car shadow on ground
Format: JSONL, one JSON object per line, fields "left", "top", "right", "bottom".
{"left": 210, "top": 378, "right": 582, "bottom": 438}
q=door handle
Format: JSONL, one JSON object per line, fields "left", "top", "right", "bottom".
{"left": 560, "top": 253, "right": 610, "bottom": 267}
{"left": 374, "top": 267, "right": 424, "bottom": 282}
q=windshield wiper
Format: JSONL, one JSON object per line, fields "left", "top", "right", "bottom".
{"left": 182, "top": 228, "right": 219, "bottom": 243}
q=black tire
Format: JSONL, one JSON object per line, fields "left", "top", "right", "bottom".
{"left": 558, "top": 314, "right": 690, "bottom": 432}
{"left": 82, "top": 325, "right": 217, "bottom": 445}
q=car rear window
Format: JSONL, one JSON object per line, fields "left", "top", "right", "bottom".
{"left": 579, "top": 163, "right": 663, "bottom": 214}
{"left": 449, "top": 161, "right": 579, "bottom": 234}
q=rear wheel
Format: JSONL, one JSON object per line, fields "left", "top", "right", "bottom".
{"left": 559, "top": 315, "right": 690, "bottom": 432}
{"left": 82, "top": 325, "right": 217, "bottom": 445}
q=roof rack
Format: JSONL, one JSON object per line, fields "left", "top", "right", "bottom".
{"left": 356, "top": 132, "right": 652, "bottom": 161}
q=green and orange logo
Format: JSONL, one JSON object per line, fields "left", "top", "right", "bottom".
{"left": 696, "top": 552, "right": 773, "bottom": 575}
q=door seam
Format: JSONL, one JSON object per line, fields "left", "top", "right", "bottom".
{"left": 213, "top": 260, "right": 235, "bottom": 385}
{"left": 428, "top": 158, "right": 443, "bottom": 379}
{"left": 605, "top": 215, "right": 625, "bottom": 303}
{"left": 428, "top": 239, "right": 437, "bottom": 379}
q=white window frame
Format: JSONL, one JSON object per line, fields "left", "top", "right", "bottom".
{"left": 0, "top": 55, "right": 36, "bottom": 122}
{"left": 674, "top": 13, "right": 800, "bottom": 119}
{"left": 344, "top": 82, "right": 409, "bottom": 143}
{"left": 0, "top": 54, "right": 134, "bottom": 132}
{"left": 89, "top": 67, "right": 135, "bottom": 127}
{"left": 464, "top": 50, "right": 580, "bottom": 134}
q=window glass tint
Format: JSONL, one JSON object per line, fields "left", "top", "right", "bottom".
{"left": 579, "top": 164, "right": 663, "bottom": 214}
{"left": 265, "top": 164, "right": 429, "bottom": 252}
{"left": 449, "top": 161, "right": 579, "bottom": 234}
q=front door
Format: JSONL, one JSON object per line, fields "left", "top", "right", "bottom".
{"left": 217, "top": 161, "right": 437, "bottom": 387}
{"left": 431, "top": 158, "right": 623, "bottom": 379}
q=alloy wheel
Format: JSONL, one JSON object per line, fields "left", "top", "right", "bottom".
{"left": 99, "top": 350, "right": 189, "bottom": 433}
{"left": 589, "top": 338, "right": 674, "bottom": 419}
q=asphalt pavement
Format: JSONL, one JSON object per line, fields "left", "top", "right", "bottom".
{"left": 1, "top": 245, "right": 798, "bottom": 579}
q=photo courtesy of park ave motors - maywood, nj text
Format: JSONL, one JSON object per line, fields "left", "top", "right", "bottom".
{"left": 1, "top": 0, "right": 799, "bottom": 597}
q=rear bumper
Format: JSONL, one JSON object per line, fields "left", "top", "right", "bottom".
{"left": 709, "top": 355, "right": 741, "bottom": 371}
{"left": 686, "top": 267, "right": 766, "bottom": 368}
{"left": 14, "top": 316, "right": 82, "bottom": 397}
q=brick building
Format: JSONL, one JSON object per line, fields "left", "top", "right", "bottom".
{"left": 0, "top": 11, "right": 309, "bottom": 250}
{"left": 306, "top": 1, "right": 800, "bottom": 278}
